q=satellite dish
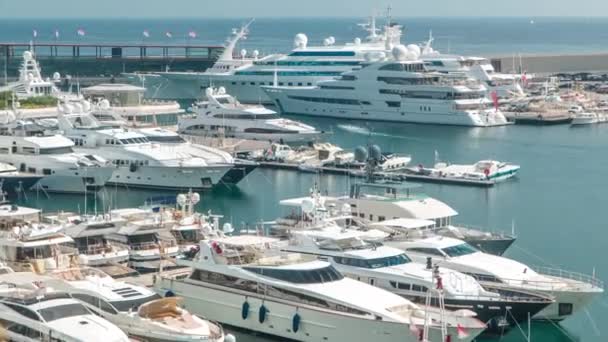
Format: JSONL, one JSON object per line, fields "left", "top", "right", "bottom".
{"left": 407, "top": 44, "right": 421, "bottom": 58}
{"left": 301, "top": 198, "right": 314, "bottom": 213}
{"left": 205, "top": 87, "right": 214, "bottom": 97}
{"left": 191, "top": 192, "right": 200, "bottom": 205}
{"left": 99, "top": 99, "right": 110, "bottom": 110}
{"left": 240, "top": 49, "right": 247, "bottom": 58}
{"left": 252, "top": 50, "right": 259, "bottom": 59}
{"left": 369, "top": 145, "right": 382, "bottom": 160}
{"left": 223, "top": 223, "right": 234, "bottom": 234}
{"left": 354, "top": 146, "right": 368, "bottom": 162}
{"left": 293, "top": 33, "right": 308, "bottom": 49}
{"left": 23, "top": 51, "right": 32, "bottom": 60}
{"left": 176, "top": 194, "right": 187, "bottom": 206}
{"left": 52, "top": 72, "right": 61, "bottom": 81}
{"left": 328, "top": 36, "right": 335, "bottom": 45}
{"left": 323, "top": 38, "right": 331, "bottom": 46}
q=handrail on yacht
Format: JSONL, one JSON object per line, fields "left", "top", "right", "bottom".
{"left": 531, "top": 265, "right": 604, "bottom": 289}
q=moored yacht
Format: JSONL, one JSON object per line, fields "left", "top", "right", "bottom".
{"left": 0, "top": 280, "right": 130, "bottom": 342}
{"left": 178, "top": 87, "right": 322, "bottom": 143}
{"left": 284, "top": 227, "right": 554, "bottom": 331}
{"left": 43, "top": 212, "right": 130, "bottom": 267}
{"left": 154, "top": 235, "right": 487, "bottom": 342}
{"left": 55, "top": 102, "right": 233, "bottom": 190}
{"left": 107, "top": 208, "right": 179, "bottom": 270}
{"left": 263, "top": 46, "right": 508, "bottom": 127}
{"left": 410, "top": 159, "right": 520, "bottom": 182}
{"left": 337, "top": 182, "right": 516, "bottom": 255}
{"left": 0, "top": 117, "right": 113, "bottom": 193}
{"left": 385, "top": 236, "right": 604, "bottom": 321}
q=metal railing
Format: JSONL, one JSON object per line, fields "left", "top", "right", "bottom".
{"left": 532, "top": 265, "right": 604, "bottom": 289}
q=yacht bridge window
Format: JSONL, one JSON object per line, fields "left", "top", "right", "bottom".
{"left": 441, "top": 243, "right": 478, "bottom": 257}
{"left": 334, "top": 254, "right": 411, "bottom": 269}
{"left": 379, "top": 63, "right": 425, "bottom": 72}
{"left": 243, "top": 265, "right": 343, "bottom": 284}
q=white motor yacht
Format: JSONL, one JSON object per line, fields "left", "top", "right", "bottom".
{"left": 385, "top": 236, "right": 604, "bottom": 321}
{"left": 0, "top": 118, "right": 113, "bottom": 193}
{"left": 82, "top": 83, "right": 184, "bottom": 126}
{"left": 154, "top": 235, "right": 486, "bottom": 342}
{"left": 107, "top": 208, "right": 179, "bottom": 270}
{"left": 179, "top": 87, "right": 322, "bottom": 143}
{"left": 284, "top": 227, "right": 553, "bottom": 331}
{"left": 43, "top": 212, "right": 130, "bottom": 267}
{"left": 0, "top": 275, "right": 129, "bottom": 342}
{"left": 339, "top": 182, "right": 516, "bottom": 255}
{"left": 411, "top": 159, "right": 520, "bottom": 182}
{"left": 55, "top": 102, "right": 233, "bottom": 191}
{"left": 263, "top": 47, "right": 508, "bottom": 127}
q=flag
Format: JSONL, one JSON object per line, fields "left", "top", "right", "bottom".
{"left": 490, "top": 90, "right": 499, "bottom": 112}
{"left": 521, "top": 72, "right": 528, "bottom": 87}
{"left": 54, "top": 29, "right": 60, "bottom": 39}
{"left": 143, "top": 30, "right": 150, "bottom": 38}
{"left": 165, "top": 31, "right": 172, "bottom": 38}
{"left": 456, "top": 324, "right": 469, "bottom": 339}
{"left": 188, "top": 31, "right": 197, "bottom": 38}
{"left": 77, "top": 28, "right": 86, "bottom": 36}
{"left": 32, "top": 29, "right": 37, "bottom": 38}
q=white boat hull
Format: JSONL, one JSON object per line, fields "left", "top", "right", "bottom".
{"left": 154, "top": 278, "right": 479, "bottom": 342}
{"left": 129, "top": 247, "right": 179, "bottom": 270}
{"left": 106, "top": 165, "right": 231, "bottom": 190}
{"left": 78, "top": 249, "right": 130, "bottom": 266}
{"left": 265, "top": 88, "right": 508, "bottom": 127}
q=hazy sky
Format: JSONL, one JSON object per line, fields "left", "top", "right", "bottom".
{"left": 1, "top": 0, "right": 607, "bottom": 18}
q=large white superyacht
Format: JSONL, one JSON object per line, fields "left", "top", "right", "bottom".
{"left": 154, "top": 235, "right": 486, "bottom": 342}
{"left": 178, "top": 87, "right": 322, "bottom": 143}
{"left": 55, "top": 102, "right": 233, "bottom": 190}
{"left": 263, "top": 46, "right": 508, "bottom": 127}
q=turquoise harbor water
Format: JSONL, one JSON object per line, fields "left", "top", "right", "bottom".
{"left": 3, "top": 16, "right": 608, "bottom": 341}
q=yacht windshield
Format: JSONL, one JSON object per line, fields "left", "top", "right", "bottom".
{"left": 334, "top": 254, "right": 411, "bottom": 269}
{"left": 244, "top": 265, "right": 343, "bottom": 284}
{"left": 442, "top": 243, "right": 478, "bottom": 257}
{"left": 39, "top": 146, "right": 74, "bottom": 154}
{"left": 38, "top": 303, "right": 91, "bottom": 322}
{"left": 146, "top": 135, "right": 185, "bottom": 143}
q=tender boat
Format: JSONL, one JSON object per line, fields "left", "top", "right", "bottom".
{"left": 570, "top": 112, "right": 602, "bottom": 125}
{"left": 410, "top": 159, "right": 520, "bottom": 182}
{"left": 178, "top": 87, "right": 322, "bottom": 143}
{"left": 385, "top": 236, "right": 604, "bottom": 322}
{"left": 154, "top": 235, "right": 487, "bottom": 342}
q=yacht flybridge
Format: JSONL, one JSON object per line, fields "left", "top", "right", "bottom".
{"left": 0, "top": 117, "right": 113, "bottom": 193}
{"left": 386, "top": 236, "right": 604, "bottom": 322}
{"left": 178, "top": 87, "right": 322, "bottom": 143}
{"left": 55, "top": 101, "right": 233, "bottom": 190}
{"left": 284, "top": 228, "right": 553, "bottom": 331}
{"left": 0, "top": 51, "right": 61, "bottom": 99}
{"left": 263, "top": 46, "right": 508, "bottom": 127}
{"left": 154, "top": 235, "right": 486, "bottom": 342}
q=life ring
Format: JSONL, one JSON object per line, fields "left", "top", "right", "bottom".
{"left": 259, "top": 304, "right": 268, "bottom": 323}
{"left": 292, "top": 312, "right": 301, "bottom": 333}
{"left": 241, "top": 300, "right": 250, "bottom": 320}
{"left": 211, "top": 241, "right": 223, "bottom": 255}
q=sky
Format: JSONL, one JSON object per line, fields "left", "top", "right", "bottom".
{"left": 1, "top": 0, "right": 608, "bottom": 18}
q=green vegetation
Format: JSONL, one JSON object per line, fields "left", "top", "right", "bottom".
{"left": 0, "top": 91, "right": 56, "bottom": 110}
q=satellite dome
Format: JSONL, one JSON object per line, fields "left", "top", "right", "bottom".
{"left": 205, "top": 87, "right": 214, "bottom": 97}
{"left": 301, "top": 198, "right": 314, "bottom": 213}
{"left": 217, "top": 86, "right": 226, "bottom": 95}
{"left": 354, "top": 146, "right": 368, "bottom": 162}
{"left": 354, "top": 37, "right": 361, "bottom": 45}
{"left": 293, "top": 33, "right": 308, "bottom": 49}
{"left": 392, "top": 45, "right": 408, "bottom": 61}
{"left": 252, "top": 50, "right": 259, "bottom": 59}
{"left": 99, "top": 99, "right": 110, "bottom": 110}
{"left": 191, "top": 192, "right": 200, "bottom": 205}
{"left": 328, "top": 36, "right": 335, "bottom": 45}
{"left": 369, "top": 144, "right": 382, "bottom": 160}
{"left": 323, "top": 38, "right": 331, "bottom": 46}
{"left": 52, "top": 72, "right": 61, "bottom": 81}
{"left": 176, "top": 194, "right": 187, "bottom": 206}
{"left": 27, "top": 72, "right": 34, "bottom": 81}
{"left": 407, "top": 44, "right": 421, "bottom": 59}
{"left": 223, "top": 223, "right": 234, "bottom": 234}
{"left": 23, "top": 51, "right": 32, "bottom": 60}
{"left": 240, "top": 49, "right": 247, "bottom": 58}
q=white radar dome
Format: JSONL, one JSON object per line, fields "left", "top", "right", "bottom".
{"left": 205, "top": 87, "right": 214, "bottom": 97}
{"left": 392, "top": 45, "right": 409, "bottom": 61}
{"left": 99, "top": 99, "right": 110, "bottom": 110}
{"left": 354, "top": 37, "right": 361, "bottom": 45}
{"left": 407, "top": 44, "right": 421, "bottom": 58}
{"left": 240, "top": 49, "right": 247, "bottom": 58}
{"left": 293, "top": 33, "right": 308, "bottom": 49}
{"left": 23, "top": 51, "right": 32, "bottom": 60}
{"left": 217, "top": 86, "right": 226, "bottom": 95}
{"left": 252, "top": 50, "right": 259, "bottom": 59}
{"left": 52, "top": 72, "right": 61, "bottom": 81}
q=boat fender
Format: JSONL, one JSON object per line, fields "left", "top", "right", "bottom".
{"left": 241, "top": 300, "right": 250, "bottom": 320}
{"left": 164, "top": 290, "right": 175, "bottom": 297}
{"left": 211, "top": 241, "right": 223, "bottom": 254}
{"left": 292, "top": 312, "right": 301, "bottom": 332}
{"left": 224, "top": 334, "right": 236, "bottom": 342}
{"left": 259, "top": 304, "right": 268, "bottom": 323}
{"left": 483, "top": 168, "right": 490, "bottom": 179}
{"left": 446, "top": 335, "right": 452, "bottom": 342}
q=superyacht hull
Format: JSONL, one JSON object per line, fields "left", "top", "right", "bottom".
{"left": 154, "top": 278, "right": 480, "bottom": 342}
{"left": 106, "top": 165, "right": 232, "bottom": 190}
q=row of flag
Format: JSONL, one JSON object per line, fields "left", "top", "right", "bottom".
{"left": 31, "top": 29, "right": 198, "bottom": 39}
